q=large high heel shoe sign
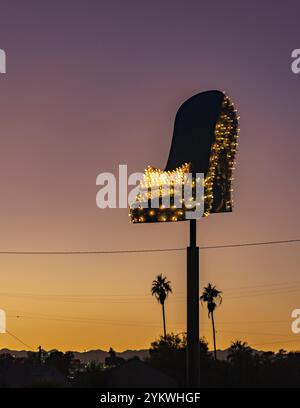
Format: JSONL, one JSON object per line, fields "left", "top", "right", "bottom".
{"left": 130, "top": 90, "right": 239, "bottom": 222}
{"left": 129, "top": 90, "right": 240, "bottom": 388}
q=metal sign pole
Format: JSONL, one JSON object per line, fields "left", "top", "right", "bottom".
{"left": 187, "top": 219, "right": 200, "bottom": 387}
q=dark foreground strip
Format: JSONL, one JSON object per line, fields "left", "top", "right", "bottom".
{"left": 0, "top": 387, "right": 294, "bottom": 406}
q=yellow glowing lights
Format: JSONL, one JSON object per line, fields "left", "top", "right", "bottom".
{"left": 130, "top": 94, "right": 239, "bottom": 223}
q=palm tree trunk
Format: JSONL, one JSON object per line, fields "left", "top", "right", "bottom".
{"left": 162, "top": 302, "right": 167, "bottom": 339}
{"left": 211, "top": 311, "right": 217, "bottom": 360}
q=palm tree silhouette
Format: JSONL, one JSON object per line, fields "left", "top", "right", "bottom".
{"left": 227, "top": 340, "right": 253, "bottom": 367}
{"left": 151, "top": 274, "right": 172, "bottom": 339}
{"left": 228, "top": 340, "right": 252, "bottom": 354}
{"left": 200, "top": 283, "right": 222, "bottom": 360}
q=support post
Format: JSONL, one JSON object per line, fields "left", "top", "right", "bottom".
{"left": 187, "top": 219, "right": 200, "bottom": 387}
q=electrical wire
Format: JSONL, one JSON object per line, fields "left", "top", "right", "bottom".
{"left": 5, "top": 329, "right": 34, "bottom": 351}
{"left": 0, "top": 238, "right": 298, "bottom": 255}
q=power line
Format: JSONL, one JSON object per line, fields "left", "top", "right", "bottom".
{"left": 6, "top": 314, "right": 296, "bottom": 346}
{"left": 0, "top": 238, "right": 298, "bottom": 255}
{"left": 251, "top": 338, "right": 300, "bottom": 348}
{"left": 2, "top": 293, "right": 172, "bottom": 302}
{"left": 1, "top": 279, "right": 300, "bottom": 300}
{"left": 5, "top": 329, "right": 34, "bottom": 351}
{"left": 201, "top": 239, "right": 300, "bottom": 250}
{"left": 8, "top": 313, "right": 183, "bottom": 329}
{"left": 0, "top": 248, "right": 183, "bottom": 255}
{"left": 222, "top": 280, "right": 300, "bottom": 293}
{"left": 217, "top": 329, "right": 295, "bottom": 338}
{"left": 5, "top": 310, "right": 292, "bottom": 327}
{"left": 1, "top": 282, "right": 300, "bottom": 303}
{"left": 5, "top": 310, "right": 296, "bottom": 350}
{"left": 226, "top": 286, "right": 300, "bottom": 301}
{"left": 7, "top": 313, "right": 293, "bottom": 337}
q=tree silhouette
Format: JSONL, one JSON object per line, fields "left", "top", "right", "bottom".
{"left": 200, "top": 283, "right": 222, "bottom": 360}
{"left": 227, "top": 340, "right": 256, "bottom": 387}
{"left": 151, "top": 274, "right": 172, "bottom": 339}
{"left": 228, "top": 340, "right": 252, "bottom": 361}
{"left": 44, "top": 350, "right": 75, "bottom": 376}
{"left": 4, "top": 341, "right": 300, "bottom": 387}
{"left": 227, "top": 340, "right": 254, "bottom": 370}
{"left": 148, "top": 333, "right": 211, "bottom": 387}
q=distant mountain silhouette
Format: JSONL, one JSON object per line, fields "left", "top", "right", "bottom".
{"left": 73, "top": 348, "right": 150, "bottom": 363}
{"left": 215, "top": 347, "right": 265, "bottom": 361}
{"left": 1, "top": 347, "right": 266, "bottom": 363}
{"left": 0, "top": 348, "right": 149, "bottom": 363}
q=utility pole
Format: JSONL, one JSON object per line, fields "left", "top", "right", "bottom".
{"left": 186, "top": 219, "right": 200, "bottom": 387}
{"left": 38, "top": 345, "right": 42, "bottom": 364}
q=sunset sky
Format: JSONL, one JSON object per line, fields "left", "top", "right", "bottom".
{"left": 0, "top": 0, "right": 299, "bottom": 353}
